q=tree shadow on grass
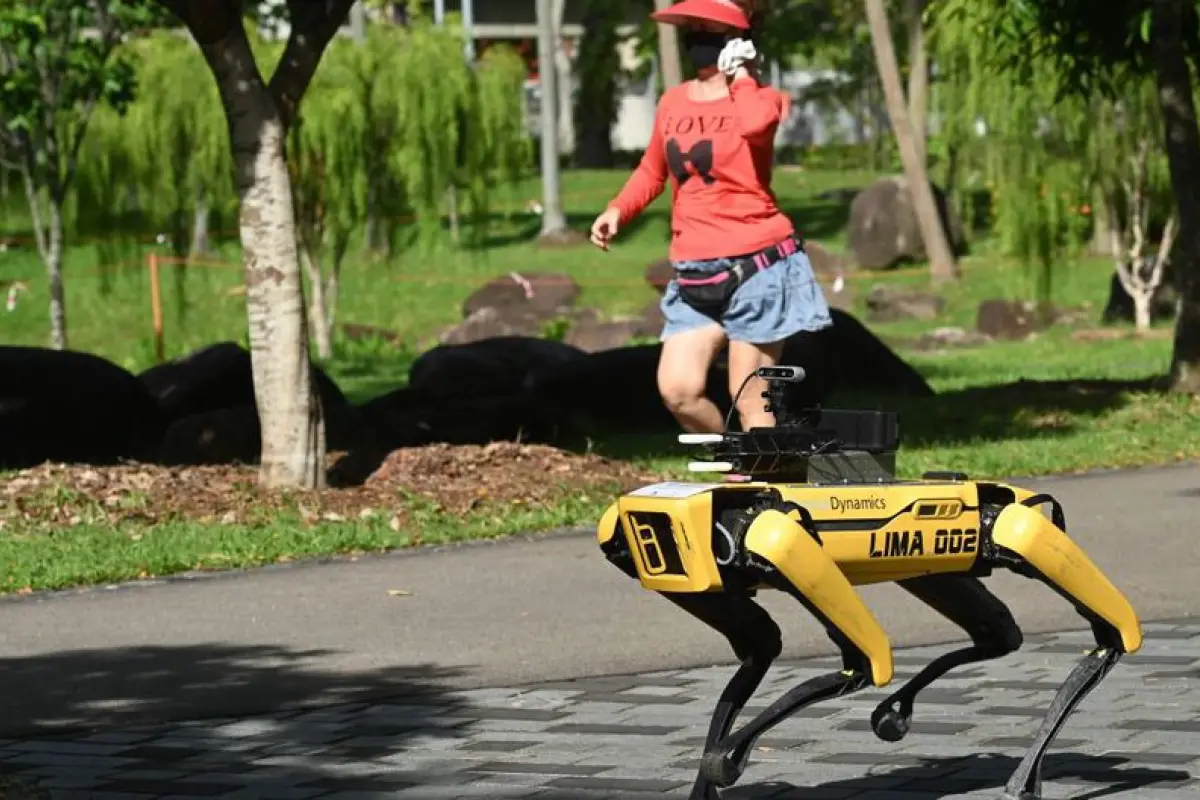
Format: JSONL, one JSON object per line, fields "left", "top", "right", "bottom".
{"left": 456, "top": 208, "right": 669, "bottom": 251}
{"left": 324, "top": 345, "right": 417, "bottom": 406}
{"left": 579, "top": 376, "right": 1162, "bottom": 467}
{"left": 780, "top": 194, "right": 857, "bottom": 243}
{"left": 837, "top": 375, "right": 1161, "bottom": 450}
{"left": 464, "top": 193, "right": 857, "bottom": 252}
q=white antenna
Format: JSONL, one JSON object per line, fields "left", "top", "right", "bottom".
{"left": 688, "top": 461, "right": 733, "bottom": 473}
{"left": 678, "top": 433, "right": 723, "bottom": 445}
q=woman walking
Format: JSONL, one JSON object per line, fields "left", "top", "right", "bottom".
{"left": 589, "top": 0, "right": 832, "bottom": 433}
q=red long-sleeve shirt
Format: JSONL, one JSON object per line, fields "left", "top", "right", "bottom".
{"left": 609, "top": 76, "right": 795, "bottom": 263}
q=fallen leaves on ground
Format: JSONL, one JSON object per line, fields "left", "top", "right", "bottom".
{"left": 0, "top": 442, "right": 662, "bottom": 531}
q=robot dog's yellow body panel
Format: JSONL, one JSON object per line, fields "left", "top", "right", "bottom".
{"left": 605, "top": 481, "right": 985, "bottom": 589}
{"left": 599, "top": 480, "right": 1142, "bottom": 660}
{"left": 600, "top": 478, "right": 1142, "bottom": 700}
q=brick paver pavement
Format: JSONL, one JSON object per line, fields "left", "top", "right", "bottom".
{"left": 0, "top": 618, "right": 1195, "bottom": 800}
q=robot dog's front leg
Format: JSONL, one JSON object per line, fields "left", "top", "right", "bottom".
{"left": 986, "top": 496, "right": 1143, "bottom": 800}
{"left": 660, "top": 592, "right": 783, "bottom": 800}
{"left": 597, "top": 504, "right": 782, "bottom": 800}
{"left": 683, "top": 509, "right": 894, "bottom": 794}
{"left": 869, "top": 573, "right": 1024, "bottom": 742}
{"left": 598, "top": 504, "right": 893, "bottom": 797}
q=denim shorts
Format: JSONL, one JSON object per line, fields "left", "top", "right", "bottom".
{"left": 660, "top": 247, "right": 833, "bottom": 344}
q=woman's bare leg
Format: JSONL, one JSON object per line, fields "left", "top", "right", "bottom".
{"left": 657, "top": 324, "right": 729, "bottom": 433}
{"left": 727, "top": 339, "right": 785, "bottom": 430}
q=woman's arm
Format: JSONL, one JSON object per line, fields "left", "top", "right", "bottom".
{"left": 607, "top": 111, "right": 669, "bottom": 225}
{"left": 728, "top": 73, "right": 785, "bottom": 140}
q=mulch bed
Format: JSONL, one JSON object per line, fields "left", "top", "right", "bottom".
{"left": 0, "top": 443, "right": 662, "bottom": 531}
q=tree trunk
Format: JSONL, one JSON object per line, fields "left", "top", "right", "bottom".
{"left": 325, "top": 262, "right": 340, "bottom": 341}
{"left": 572, "top": 0, "right": 620, "bottom": 169}
{"left": 20, "top": 169, "right": 67, "bottom": 349}
{"left": 1133, "top": 292, "right": 1152, "bottom": 333}
{"left": 652, "top": 0, "right": 682, "bottom": 89}
{"left": 46, "top": 201, "right": 67, "bottom": 351}
{"left": 535, "top": 0, "right": 567, "bottom": 236}
{"left": 865, "top": 79, "right": 883, "bottom": 170}
{"left": 189, "top": 193, "right": 210, "bottom": 259}
{"left": 1152, "top": 0, "right": 1200, "bottom": 394}
{"left": 302, "top": 247, "right": 333, "bottom": 360}
{"left": 554, "top": 38, "right": 576, "bottom": 156}
{"left": 1089, "top": 188, "right": 1113, "bottom": 255}
{"left": 863, "top": 0, "right": 958, "bottom": 284}
{"left": 904, "top": 0, "right": 929, "bottom": 164}
{"left": 363, "top": 178, "right": 383, "bottom": 253}
{"left": 944, "top": 140, "right": 962, "bottom": 221}
{"left": 205, "top": 29, "right": 325, "bottom": 488}
{"left": 447, "top": 185, "right": 460, "bottom": 244}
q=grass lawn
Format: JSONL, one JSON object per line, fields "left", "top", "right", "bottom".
{"left": 2, "top": 167, "right": 1197, "bottom": 594}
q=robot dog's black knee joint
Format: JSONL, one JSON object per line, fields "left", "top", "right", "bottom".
{"left": 730, "top": 615, "right": 783, "bottom": 663}
{"left": 992, "top": 618, "right": 1024, "bottom": 657}
{"left": 976, "top": 610, "right": 1024, "bottom": 658}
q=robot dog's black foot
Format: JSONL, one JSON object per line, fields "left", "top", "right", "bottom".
{"left": 999, "top": 647, "right": 1121, "bottom": 800}
{"left": 700, "top": 669, "right": 869, "bottom": 786}
{"left": 642, "top": 591, "right": 782, "bottom": 800}
{"left": 984, "top": 498, "right": 1140, "bottom": 799}
{"left": 869, "top": 574, "right": 1023, "bottom": 743}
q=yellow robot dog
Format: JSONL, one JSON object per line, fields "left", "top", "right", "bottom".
{"left": 596, "top": 365, "right": 1142, "bottom": 800}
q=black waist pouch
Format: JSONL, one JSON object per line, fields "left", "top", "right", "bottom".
{"left": 674, "top": 236, "right": 804, "bottom": 319}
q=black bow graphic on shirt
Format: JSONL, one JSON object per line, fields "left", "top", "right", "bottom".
{"left": 666, "top": 138, "right": 716, "bottom": 186}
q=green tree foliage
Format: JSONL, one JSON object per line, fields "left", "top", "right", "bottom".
{"left": 931, "top": 0, "right": 1200, "bottom": 393}
{"left": 0, "top": 0, "right": 161, "bottom": 349}
{"left": 928, "top": 1, "right": 1100, "bottom": 300}
{"left": 74, "top": 17, "right": 531, "bottom": 279}
{"left": 285, "top": 20, "right": 530, "bottom": 257}
{"left": 573, "top": 0, "right": 629, "bottom": 168}
{"left": 978, "top": 0, "right": 1200, "bottom": 98}
{"left": 283, "top": 20, "right": 531, "bottom": 354}
{"left": 77, "top": 31, "right": 235, "bottom": 307}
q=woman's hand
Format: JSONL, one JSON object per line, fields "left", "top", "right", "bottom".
{"left": 718, "top": 38, "right": 758, "bottom": 79}
{"left": 590, "top": 207, "right": 621, "bottom": 250}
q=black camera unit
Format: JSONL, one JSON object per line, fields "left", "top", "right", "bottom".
{"left": 683, "top": 365, "right": 900, "bottom": 484}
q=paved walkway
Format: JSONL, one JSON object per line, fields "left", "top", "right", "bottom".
{"left": 0, "top": 462, "right": 1196, "bottom": 798}
{"left": 0, "top": 620, "right": 1196, "bottom": 799}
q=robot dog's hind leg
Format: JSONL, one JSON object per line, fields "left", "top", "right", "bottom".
{"left": 1002, "top": 647, "right": 1120, "bottom": 799}
{"left": 983, "top": 498, "right": 1141, "bottom": 800}
{"left": 870, "top": 573, "right": 1024, "bottom": 742}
